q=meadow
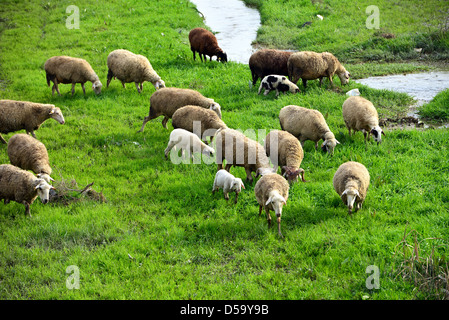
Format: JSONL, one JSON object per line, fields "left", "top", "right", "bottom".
{"left": 0, "top": 0, "right": 448, "bottom": 300}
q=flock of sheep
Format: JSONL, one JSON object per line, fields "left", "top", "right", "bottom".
{"left": 0, "top": 27, "right": 386, "bottom": 237}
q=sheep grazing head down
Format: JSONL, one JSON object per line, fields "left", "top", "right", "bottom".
{"left": 282, "top": 166, "right": 306, "bottom": 183}
{"left": 202, "top": 145, "right": 215, "bottom": 158}
{"left": 321, "top": 138, "right": 340, "bottom": 155}
{"left": 231, "top": 178, "right": 245, "bottom": 193}
{"left": 217, "top": 51, "right": 228, "bottom": 63}
{"left": 154, "top": 79, "right": 166, "bottom": 90}
{"left": 341, "top": 187, "right": 360, "bottom": 214}
{"left": 337, "top": 70, "right": 351, "bottom": 86}
{"left": 49, "top": 107, "right": 65, "bottom": 124}
{"left": 92, "top": 80, "right": 103, "bottom": 95}
{"left": 35, "top": 179, "right": 55, "bottom": 204}
{"left": 370, "top": 125, "right": 385, "bottom": 145}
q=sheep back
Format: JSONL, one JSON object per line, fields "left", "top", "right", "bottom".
{"left": 7, "top": 134, "right": 51, "bottom": 176}
{"left": 342, "top": 96, "right": 379, "bottom": 133}
{"left": 254, "top": 173, "right": 289, "bottom": 208}
{"left": 333, "top": 161, "right": 370, "bottom": 203}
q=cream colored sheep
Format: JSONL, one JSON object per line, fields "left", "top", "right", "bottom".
{"left": 0, "top": 164, "right": 54, "bottom": 217}
{"left": 264, "top": 130, "right": 306, "bottom": 183}
{"left": 139, "top": 87, "right": 222, "bottom": 131}
{"left": 279, "top": 105, "right": 340, "bottom": 154}
{"left": 287, "top": 51, "right": 350, "bottom": 88}
{"left": 342, "top": 96, "right": 385, "bottom": 144}
{"left": 333, "top": 161, "right": 370, "bottom": 215}
{"left": 7, "top": 134, "right": 54, "bottom": 183}
{"left": 106, "top": 49, "right": 165, "bottom": 93}
{"left": 44, "top": 56, "right": 102, "bottom": 96}
{"left": 254, "top": 173, "right": 289, "bottom": 237}
{"left": 0, "top": 100, "right": 65, "bottom": 143}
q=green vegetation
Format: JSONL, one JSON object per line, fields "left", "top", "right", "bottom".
{"left": 0, "top": 0, "right": 448, "bottom": 300}
{"left": 419, "top": 89, "right": 449, "bottom": 121}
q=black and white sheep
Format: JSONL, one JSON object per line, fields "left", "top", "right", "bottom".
{"left": 44, "top": 56, "right": 102, "bottom": 96}
{"left": 258, "top": 75, "right": 300, "bottom": 97}
{"left": 0, "top": 100, "right": 65, "bottom": 144}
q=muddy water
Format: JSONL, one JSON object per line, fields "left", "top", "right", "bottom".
{"left": 190, "top": 0, "right": 261, "bottom": 64}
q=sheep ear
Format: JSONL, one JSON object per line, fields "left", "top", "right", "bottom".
{"left": 336, "top": 140, "right": 341, "bottom": 144}
{"left": 49, "top": 108, "right": 55, "bottom": 114}
{"left": 381, "top": 130, "right": 386, "bottom": 136}
{"left": 341, "top": 189, "right": 348, "bottom": 196}
{"left": 241, "top": 183, "right": 245, "bottom": 189}
{"left": 265, "top": 196, "right": 272, "bottom": 206}
{"left": 280, "top": 196, "right": 287, "bottom": 205}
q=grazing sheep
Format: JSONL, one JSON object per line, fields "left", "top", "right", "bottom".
{"left": 44, "top": 56, "right": 102, "bottom": 96}
{"left": 212, "top": 169, "right": 245, "bottom": 203}
{"left": 139, "top": 87, "right": 222, "bottom": 131}
{"left": 279, "top": 105, "right": 340, "bottom": 155}
{"left": 0, "top": 164, "right": 54, "bottom": 217}
{"left": 249, "top": 49, "right": 294, "bottom": 85}
{"left": 171, "top": 105, "right": 227, "bottom": 144}
{"left": 189, "top": 28, "right": 227, "bottom": 63}
{"left": 342, "top": 96, "right": 385, "bottom": 144}
{"left": 264, "top": 130, "right": 306, "bottom": 183}
{"left": 333, "top": 161, "right": 370, "bottom": 215}
{"left": 0, "top": 100, "right": 65, "bottom": 144}
{"left": 7, "top": 134, "right": 54, "bottom": 183}
{"left": 254, "top": 173, "right": 289, "bottom": 238}
{"left": 106, "top": 49, "right": 165, "bottom": 93}
{"left": 287, "top": 51, "right": 350, "bottom": 88}
{"left": 258, "top": 75, "right": 300, "bottom": 97}
{"left": 215, "top": 128, "right": 275, "bottom": 184}
{"left": 164, "top": 128, "right": 214, "bottom": 161}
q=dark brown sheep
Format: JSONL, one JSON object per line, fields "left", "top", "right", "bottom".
{"left": 248, "top": 49, "right": 294, "bottom": 85}
{"left": 188, "top": 28, "right": 227, "bottom": 63}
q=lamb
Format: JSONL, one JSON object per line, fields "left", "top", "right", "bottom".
{"left": 254, "top": 173, "right": 289, "bottom": 238}
{"left": 0, "top": 100, "right": 65, "bottom": 144}
{"left": 171, "top": 105, "right": 227, "bottom": 144}
{"left": 332, "top": 161, "right": 370, "bottom": 215}
{"left": 248, "top": 49, "right": 294, "bottom": 85}
{"left": 342, "top": 96, "right": 385, "bottom": 144}
{"left": 7, "top": 134, "right": 54, "bottom": 183}
{"left": 287, "top": 51, "right": 350, "bottom": 88}
{"left": 44, "top": 56, "right": 102, "bottom": 96}
{"left": 164, "top": 128, "right": 214, "bottom": 161}
{"left": 279, "top": 105, "right": 340, "bottom": 155}
{"left": 139, "top": 87, "right": 222, "bottom": 131}
{"left": 106, "top": 49, "right": 165, "bottom": 93}
{"left": 215, "top": 128, "right": 275, "bottom": 184}
{"left": 212, "top": 169, "right": 245, "bottom": 204}
{"left": 264, "top": 130, "right": 306, "bottom": 183}
{"left": 0, "top": 164, "right": 54, "bottom": 217}
{"left": 189, "top": 28, "right": 227, "bottom": 63}
{"left": 258, "top": 75, "right": 300, "bottom": 97}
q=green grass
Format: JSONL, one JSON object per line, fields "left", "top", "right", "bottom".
{"left": 419, "top": 89, "right": 449, "bottom": 121}
{"left": 0, "top": 0, "right": 448, "bottom": 300}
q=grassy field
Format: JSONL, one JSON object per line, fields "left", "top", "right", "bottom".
{"left": 0, "top": 0, "right": 448, "bottom": 301}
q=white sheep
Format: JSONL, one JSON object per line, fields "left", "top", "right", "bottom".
{"left": 164, "top": 128, "right": 214, "bottom": 162}
{"left": 333, "top": 161, "right": 370, "bottom": 215}
{"left": 279, "top": 105, "right": 340, "bottom": 154}
{"left": 258, "top": 75, "right": 300, "bottom": 97}
{"left": 342, "top": 96, "right": 385, "bottom": 144}
{"left": 212, "top": 169, "right": 245, "bottom": 203}
{"left": 106, "top": 49, "right": 165, "bottom": 93}
{"left": 44, "top": 56, "right": 102, "bottom": 96}
{"left": 254, "top": 172, "right": 289, "bottom": 238}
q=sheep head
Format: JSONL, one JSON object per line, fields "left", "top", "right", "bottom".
{"left": 35, "top": 179, "right": 55, "bottom": 205}
{"left": 282, "top": 166, "right": 307, "bottom": 183}
{"left": 49, "top": 107, "right": 65, "bottom": 124}
{"left": 321, "top": 137, "right": 340, "bottom": 155}
{"left": 92, "top": 80, "right": 103, "bottom": 94}
{"left": 341, "top": 188, "right": 360, "bottom": 214}
{"left": 370, "top": 125, "right": 385, "bottom": 145}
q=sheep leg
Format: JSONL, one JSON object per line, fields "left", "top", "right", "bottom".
{"left": 224, "top": 163, "right": 232, "bottom": 172}
{"left": 244, "top": 167, "right": 253, "bottom": 184}
{"left": 140, "top": 83, "right": 143, "bottom": 91}
{"left": 81, "top": 83, "right": 86, "bottom": 95}
{"left": 161, "top": 116, "right": 169, "bottom": 129}
{"left": 302, "top": 79, "right": 307, "bottom": 88}
{"left": 192, "top": 50, "right": 196, "bottom": 61}
{"left": 224, "top": 192, "right": 229, "bottom": 201}
{"left": 71, "top": 83, "right": 76, "bottom": 96}
{"left": 277, "top": 216, "right": 283, "bottom": 238}
{"left": 319, "top": 77, "right": 323, "bottom": 87}
{"left": 27, "top": 130, "right": 37, "bottom": 138}
{"left": 23, "top": 202, "right": 31, "bottom": 217}
{"left": 217, "top": 163, "right": 223, "bottom": 171}
{"left": 265, "top": 207, "right": 272, "bottom": 227}
{"left": 52, "top": 80, "right": 61, "bottom": 96}
{"left": 135, "top": 82, "right": 141, "bottom": 93}
{"left": 234, "top": 192, "right": 239, "bottom": 204}
{"left": 0, "top": 134, "right": 6, "bottom": 144}
{"left": 107, "top": 69, "right": 113, "bottom": 87}
{"left": 139, "top": 117, "right": 149, "bottom": 132}
{"left": 121, "top": 82, "right": 126, "bottom": 89}
{"left": 314, "top": 141, "right": 319, "bottom": 150}
{"left": 258, "top": 205, "right": 262, "bottom": 216}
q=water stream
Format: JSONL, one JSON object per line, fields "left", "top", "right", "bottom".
{"left": 190, "top": 0, "right": 261, "bottom": 64}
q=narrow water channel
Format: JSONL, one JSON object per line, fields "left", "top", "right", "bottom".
{"left": 189, "top": 0, "right": 261, "bottom": 64}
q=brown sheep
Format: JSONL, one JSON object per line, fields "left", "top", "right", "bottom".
{"left": 287, "top": 51, "right": 350, "bottom": 88}
{"left": 44, "top": 56, "right": 102, "bottom": 96}
{"left": 0, "top": 100, "right": 65, "bottom": 144}
{"left": 264, "top": 130, "right": 306, "bottom": 183}
{"left": 189, "top": 28, "right": 227, "bottom": 63}
{"left": 249, "top": 49, "right": 294, "bottom": 85}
